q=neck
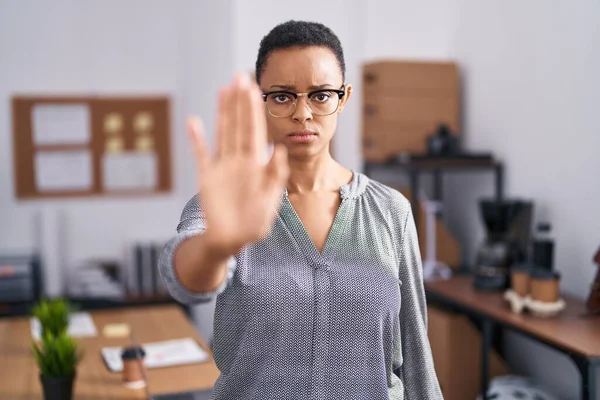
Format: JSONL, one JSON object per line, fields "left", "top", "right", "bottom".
{"left": 286, "top": 150, "right": 344, "bottom": 194}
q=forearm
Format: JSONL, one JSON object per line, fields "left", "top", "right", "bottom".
{"left": 173, "top": 232, "right": 233, "bottom": 294}
{"left": 158, "top": 195, "right": 238, "bottom": 304}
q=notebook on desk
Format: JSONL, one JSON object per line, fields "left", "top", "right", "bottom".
{"left": 101, "top": 337, "right": 209, "bottom": 372}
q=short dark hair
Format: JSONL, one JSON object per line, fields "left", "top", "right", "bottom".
{"left": 255, "top": 20, "right": 346, "bottom": 84}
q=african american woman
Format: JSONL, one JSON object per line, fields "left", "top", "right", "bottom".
{"left": 159, "top": 20, "right": 443, "bottom": 400}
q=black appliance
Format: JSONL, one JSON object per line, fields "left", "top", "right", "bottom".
{"left": 474, "top": 198, "right": 533, "bottom": 291}
{"left": 427, "top": 123, "right": 460, "bottom": 156}
{"left": 531, "top": 222, "right": 554, "bottom": 270}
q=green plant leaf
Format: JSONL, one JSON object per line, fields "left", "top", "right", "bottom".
{"left": 31, "top": 331, "right": 81, "bottom": 378}
{"left": 32, "top": 298, "right": 71, "bottom": 337}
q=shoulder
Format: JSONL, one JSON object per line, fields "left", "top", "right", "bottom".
{"left": 361, "top": 174, "right": 412, "bottom": 223}
{"left": 181, "top": 194, "right": 202, "bottom": 216}
{"left": 176, "top": 194, "right": 205, "bottom": 232}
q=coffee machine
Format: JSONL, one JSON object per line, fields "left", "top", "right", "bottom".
{"left": 474, "top": 198, "right": 533, "bottom": 291}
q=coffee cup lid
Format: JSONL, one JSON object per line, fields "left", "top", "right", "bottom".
{"left": 121, "top": 346, "right": 146, "bottom": 360}
{"left": 530, "top": 267, "right": 560, "bottom": 280}
{"left": 511, "top": 263, "right": 532, "bottom": 273}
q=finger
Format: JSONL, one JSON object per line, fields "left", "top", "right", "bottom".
{"left": 216, "top": 86, "right": 234, "bottom": 157}
{"left": 238, "top": 75, "right": 254, "bottom": 154}
{"left": 232, "top": 73, "right": 249, "bottom": 153}
{"left": 264, "top": 144, "right": 289, "bottom": 193}
{"left": 187, "top": 116, "right": 210, "bottom": 172}
{"left": 239, "top": 78, "right": 266, "bottom": 157}
{"left": 250, "top": 82, "right": 268, "bottom": 158}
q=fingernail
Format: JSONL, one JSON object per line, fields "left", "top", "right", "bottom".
{"left": 187, "top": 117, "right": 197, "bottom": 131}
{"left": 238, "top": 72, "right": 249, "bottom": 86}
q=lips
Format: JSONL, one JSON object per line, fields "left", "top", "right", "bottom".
{"left": 288, "top": 130, "right": 318, "bottom": 137}
{"left": 287, "top": 130, "right": 319, "bottom": 143}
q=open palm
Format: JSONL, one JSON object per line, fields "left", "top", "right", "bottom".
{"left": 187, "top": 73, "right": 290, "bottom": 256}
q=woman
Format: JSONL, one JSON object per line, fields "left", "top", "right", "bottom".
{"left": 159, "top": 20, "right": 442, "bottom": 400}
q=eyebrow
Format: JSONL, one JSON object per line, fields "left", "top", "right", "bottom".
{"left": 269, "top": 84, "right": 337, "bottom": 91}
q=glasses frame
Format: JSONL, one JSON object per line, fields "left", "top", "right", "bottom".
{"left": 261, "top": 85, "right": 346, "bottom": 118}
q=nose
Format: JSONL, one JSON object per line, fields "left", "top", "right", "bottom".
{"left": 292, "top": 96, "right": 313, "bottom": 123}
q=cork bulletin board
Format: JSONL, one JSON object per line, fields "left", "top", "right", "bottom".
{"left": 12, "top": 96, "right": 172, "bottom": 199}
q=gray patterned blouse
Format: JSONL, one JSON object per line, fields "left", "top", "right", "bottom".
{"left": 158, "top": 171, "right": 443, "bottom": 400}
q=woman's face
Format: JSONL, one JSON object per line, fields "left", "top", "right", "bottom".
{"left": 259, "top": 46, "right": 352, "bottom": 160}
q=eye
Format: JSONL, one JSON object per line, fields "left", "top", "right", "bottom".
{"left": 270, "top": 93, "right": 293, "bottom": 104}
{"left": 311, "top": 91, "right": 332, "bottom": 103}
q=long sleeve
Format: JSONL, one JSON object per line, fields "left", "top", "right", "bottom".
{"left": 395, "top": 208, "right": 443, "bottom": 399}
{"left": 158, "top": 194, "right": 237, "bottom": 304}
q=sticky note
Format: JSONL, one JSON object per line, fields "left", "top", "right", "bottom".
{"left": 103, "top": 323, "right": 131, "bottom": 338}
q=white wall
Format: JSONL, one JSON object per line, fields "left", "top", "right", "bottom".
{"left": 451, "top": 0, "right": 600, "bottom": 296}
{"left": 0, "top": 0, "right": 233, "bottom": 340}
{"left": 365, "top": 1, "right": 600, "bottom": 398}
{"left": 447, "top": 1, "right": 600, "bottom": 398}
{"left": 0, "top": 0, "right": 178, "bottom": 293}
{"left": 367, "top": 0, "right": 600, "bottom": 398}
{"left": 176, "top": 0, "right": 235, "bottom": 343}
{"left": 361, "top": 0, "right": 464, "bottom": 208}
{"left": 364, "top": 0, "right": 460, "bottom": 61}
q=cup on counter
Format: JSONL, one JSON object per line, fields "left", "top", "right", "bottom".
{"left": 530, "top": 268, "right": 561, "bottom": 303}
{"left": 510, "top": 264, "right": 532, "bottom": 297}
{"left": 121, "top": 346, "right": 146, "bottom": 389}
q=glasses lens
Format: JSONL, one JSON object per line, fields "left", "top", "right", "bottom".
{"left": 309, "top": 91, "right": 341, "bottom": 116}
{"left": 266, "top": 92, "right": 296, "bottom": 117}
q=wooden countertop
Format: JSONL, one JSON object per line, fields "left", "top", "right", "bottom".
{"left": 0, "top": 305, "right": 221, "bottom": 399}
{"left": 425, "top": 275, "right": 600, "bottom": 358}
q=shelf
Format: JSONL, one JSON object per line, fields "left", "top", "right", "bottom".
{"left": 364, "top": 153, "right": 500, "bottom": 172}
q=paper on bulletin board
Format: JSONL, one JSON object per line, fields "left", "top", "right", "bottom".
{"left": 35, "top": 151, "right": 93, "bottom": 191}
{"left": 32, "top": 104, "right": 90, "bottom": 145}
{"left": 102, "top": 152, "right": 157, "bottom": 191}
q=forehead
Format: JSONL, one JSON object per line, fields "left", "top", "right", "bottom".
{"left": 260, "top": 46, "right": 343, "bottom": 89}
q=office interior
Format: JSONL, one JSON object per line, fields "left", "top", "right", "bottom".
{"left": 1, "top": 1, "right": 599, "bottom": 400}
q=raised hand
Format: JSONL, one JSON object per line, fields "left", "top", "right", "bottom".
{"left": 187, "top": 73, "right": 290, "bottom": 256}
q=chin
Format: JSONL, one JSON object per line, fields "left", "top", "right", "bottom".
{"left": 285, "top": 142, "right": 330, "bottom": 161}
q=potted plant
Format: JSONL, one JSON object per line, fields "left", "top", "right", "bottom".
{"left": 32, "top": 298, "right": 70, "bottom": 337}
{"left": 32, "top": 331, "right": 81, "bottom": 400}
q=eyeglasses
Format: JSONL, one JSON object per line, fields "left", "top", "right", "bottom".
{"left": 261, "top": 85, "right": 346, "bottom": 118}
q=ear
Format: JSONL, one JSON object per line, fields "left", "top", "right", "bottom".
{"left": 337, "top": 83, "right": 353, "bottom": 114}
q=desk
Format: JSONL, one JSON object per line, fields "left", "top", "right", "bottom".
{"left": 0, "top": 305, "right": 220, "bottom": 399}
{"left": 425, "top": 276, "right": 600, "bottom": 400}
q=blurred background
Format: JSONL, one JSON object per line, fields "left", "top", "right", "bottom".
{"left": 1, "top": 1, "right": 599, "bottom": 399}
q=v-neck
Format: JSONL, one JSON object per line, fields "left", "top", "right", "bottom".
{"left": 278, "top": 172, "right": 358, "bottom": 266}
